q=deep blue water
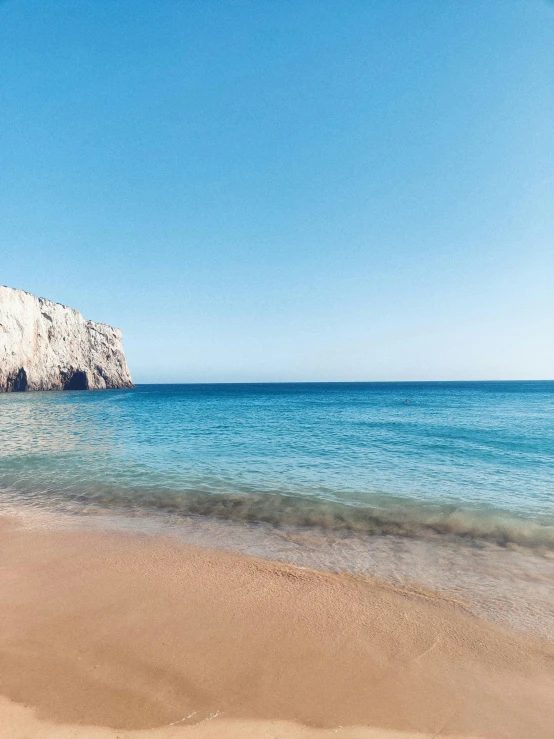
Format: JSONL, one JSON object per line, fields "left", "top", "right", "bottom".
{"left": 0, "top": 382, "right": 553, "bottom": 548}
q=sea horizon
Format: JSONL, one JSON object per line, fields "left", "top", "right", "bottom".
{"left": 133, "top": 379, "right": 554, "bottom": 385}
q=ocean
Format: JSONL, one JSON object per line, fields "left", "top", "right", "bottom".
{"left": 1, "top": 381, "right": 553, "bottom": 544}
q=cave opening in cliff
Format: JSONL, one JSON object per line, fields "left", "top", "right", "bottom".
{"left": 10, "top": 368, "right": 28, "bottom": 392}
{"left": 63, "top": 371, "right": 88, "bottom": 391}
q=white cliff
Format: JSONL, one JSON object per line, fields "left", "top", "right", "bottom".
{"left": 0, "top": 286, "right": 134, "bottom": 392}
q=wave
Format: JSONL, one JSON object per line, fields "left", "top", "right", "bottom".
{"left": 18, "top": 485, "right": 553, "bottom": 551}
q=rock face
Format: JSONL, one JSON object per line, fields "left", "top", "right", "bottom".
{"left": 0, "top": 286, "right": 134, "bottom": 392}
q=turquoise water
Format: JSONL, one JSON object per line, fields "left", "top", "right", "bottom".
{"left": 1, "top": 382, "right": 553, "bottom": 549}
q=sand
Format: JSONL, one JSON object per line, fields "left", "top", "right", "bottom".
{"left": 0, "top": 515, "right": 553, "bottom": 739}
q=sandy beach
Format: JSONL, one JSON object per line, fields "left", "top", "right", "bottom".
{"left": 0, "top": 514, "right": 553, "bottom": 739}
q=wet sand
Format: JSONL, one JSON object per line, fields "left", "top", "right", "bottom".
{"left": 0, "top": 515, "right": 553, "bottom": 738}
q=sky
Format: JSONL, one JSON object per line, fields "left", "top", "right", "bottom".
{"left": 1, "top": 0, "right": 553, "bottom": 382}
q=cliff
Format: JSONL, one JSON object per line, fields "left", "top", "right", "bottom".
{"left": 0, "top": 286, "right": 134, "bottom": 392}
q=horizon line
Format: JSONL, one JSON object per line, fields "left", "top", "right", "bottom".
{"left": 130, "top": 379, "right": 554, "bottom": 386}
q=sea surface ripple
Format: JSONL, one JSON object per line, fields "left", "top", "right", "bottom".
{"left": 0, "top": 381, "right": 553, "bottom": 551}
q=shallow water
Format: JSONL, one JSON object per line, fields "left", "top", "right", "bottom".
{"left": 0, "top": 382, "right": 553, "bottom": 548}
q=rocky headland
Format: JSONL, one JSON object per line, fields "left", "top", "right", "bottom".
{"left": 0, "top": 286, "right": 133, "bottom": 392}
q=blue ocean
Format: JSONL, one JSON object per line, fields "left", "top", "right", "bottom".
{"left": 0, "top": 381, "right": 553, "bottom": 550}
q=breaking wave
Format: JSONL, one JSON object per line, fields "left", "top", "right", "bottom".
{"left": 8, "top": 484, "right": 553, "bottom": 551}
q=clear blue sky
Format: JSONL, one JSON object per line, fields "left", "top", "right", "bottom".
{"left": 1, "top": 0, "right": 552, "bottom": 382}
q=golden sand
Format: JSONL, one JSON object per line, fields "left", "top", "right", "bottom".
{"left": 0, "top": 515, "right": 553, "bottom": 738}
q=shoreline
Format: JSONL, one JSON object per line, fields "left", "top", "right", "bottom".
{"left": 4, "top": 501, "right": 554, "bottom": 640}
{"left": 1, "top": 513, "right": 554, "bottom": 738}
